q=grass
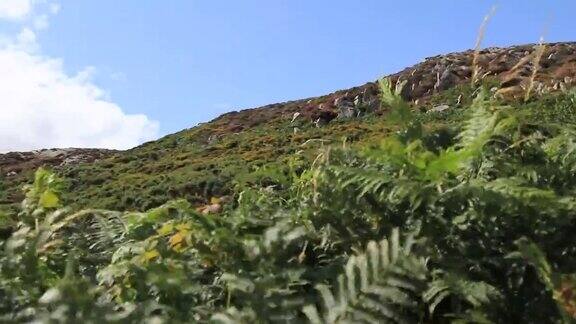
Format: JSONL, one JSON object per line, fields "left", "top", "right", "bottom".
{"left": 2, "top": 82, "right": 576, "bottom": 322}
{"left": 1, "top": 81, "right": 574, "bottom": 220}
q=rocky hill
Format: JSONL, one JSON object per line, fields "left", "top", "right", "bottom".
{"left": 0, "top": 148, "right": 114, "bottom": 205}
{"left": 1, "top": 42, "right": 575, "bottom": 211}
{"left": 204, "top": 42, "right": 575, "bottom": 136}
{"left": 0, "top": 148, "right": 114, "bottom": 175}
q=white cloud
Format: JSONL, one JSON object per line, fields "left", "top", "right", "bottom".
{"left": 0, "top": 0, "right": 32, "bottom": 20}
{"left": 0, "top": 2, "right": 159, "bottom": 152}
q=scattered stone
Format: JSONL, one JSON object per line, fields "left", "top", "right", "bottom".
{"left": 207, "top": 135, "right": 219, "bottom": 145}
{"left": 0, "top": 148, "right": 114, "bottom": 180}
{"left": 434, "top": 66, "right": 458, "bottom": 91}
{"left": 495, "top": 86, "right": 525, "bottom": 100}
{"left": 197, "top": 203, "right": 222, "bottom": 215}
{"left": 291, "top": 112, "right": 301, "bottom": 123}
{"left": 428, "top": 104, "right": 450, "bottom": 113}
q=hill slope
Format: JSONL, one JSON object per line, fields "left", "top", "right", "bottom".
{"left": 1, "top": 42, "right": 575, "bottom": 212}
{"left": 2, "top": 42, "right": 576, "bottom": 322}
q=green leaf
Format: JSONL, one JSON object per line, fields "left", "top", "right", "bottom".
{"left": 39, "top": 190, "right": 60, "bottom": 208}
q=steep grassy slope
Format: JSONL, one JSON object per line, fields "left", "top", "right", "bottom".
{"left": 1, "top": 42, "right": 575, "bottom": 213}
{"left": 2, "top": 42, "right": 576, "bottom": 322}
{"left": 2, "top": 80, "right": 576, "bottom": 322}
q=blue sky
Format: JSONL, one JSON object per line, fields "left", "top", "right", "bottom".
{"left": 0, "top": 0, "right": 575, "bottom": 151}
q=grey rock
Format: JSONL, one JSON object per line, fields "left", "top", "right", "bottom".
{"left": 428, "top": 104, "right": 450, "bottom": 113}
{"left": 207, "top": 135, "right": 219, "bottom": 145}
{"left": 335, "top": 97, "right": 358, "bottom": 119}
{"left": 338, "top": 104, "right": 356, "bottom": 119}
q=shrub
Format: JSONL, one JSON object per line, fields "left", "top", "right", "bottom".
{"left": 1, "top": 81, "right": 576, "bottom": 322}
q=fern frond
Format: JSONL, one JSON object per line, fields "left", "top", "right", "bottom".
{"left": 508, "top": 238, "right": 576, "bottom": 322}
{"left": 379, "top": 78, "right": 407, "bottom": 108}
{"left": 469, "top": 177, "right": 566, "bottom": 212}
{"left": 379, "top": 78, "right": 412, "bottom": 126}
{"left": 457, "top": 90, "right": 500, "bottom": 151}
{"left": 88, "top": 211, "right": 128, "bottom": 250}
{"left": 483, "top": 177, "right": 555, "bottom": 200}
{"left": 544, "top": 127, "right": 576, "bottom": 171}
{"left": 424, "top": 273, "right": 501, "bottom": 316}
{"left": 303, "top": 229, "right": 428, "bottom": 323}
{"left": 50, "top": 209, "right": 129, "bottom": 260}
{"left": 330, "top": 165, "right": 394, "bottom": 201}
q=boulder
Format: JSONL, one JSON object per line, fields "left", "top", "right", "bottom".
{"left": 335, "top": 97, "right": 357, "bottom": 119}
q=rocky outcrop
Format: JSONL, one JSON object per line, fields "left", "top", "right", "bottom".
{"left": 0, "top": 148, "right": 115, "bottom": 177}
{"left": 205, "top": 42, "right": 576, "bottom": 136}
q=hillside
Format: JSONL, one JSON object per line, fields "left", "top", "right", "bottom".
{"left": 1, "top": 42, "right": 575, "bottom": 213}
{"left": 2, "top": 42, "right": 576, "bottom": 322}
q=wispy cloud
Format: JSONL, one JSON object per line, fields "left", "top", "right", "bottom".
{"left": 0, "top": 1, "right": 159, "bottom": 152}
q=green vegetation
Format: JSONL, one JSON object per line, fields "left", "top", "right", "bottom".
{"left": 1, "top": 79, "right": 576, "bottom": 322}
{"left": 0, "top": 82, "right": 485, "bottom": 215}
